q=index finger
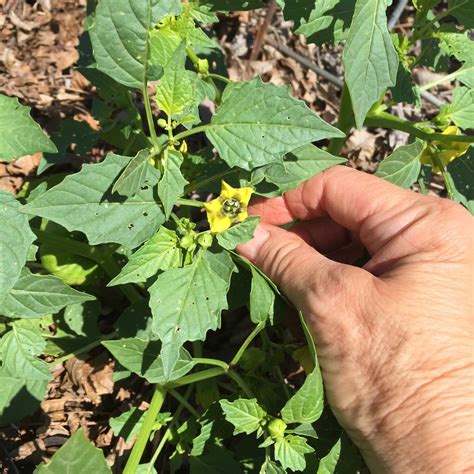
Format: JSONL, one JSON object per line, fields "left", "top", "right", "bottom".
{"left": 250, "top": 166, "right": 426, "bottom": 253}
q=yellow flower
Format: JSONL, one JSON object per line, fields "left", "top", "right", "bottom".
{"left": 420, "top": 126, "right": 470, "bottom": 173}
{"left": 204, "top": 181, "right": 253, "bottom": 233}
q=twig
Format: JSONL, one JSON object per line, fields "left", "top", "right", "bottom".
{"left": 248, "top": 0, "right": 278, "bottom": 65}
{"left": 388, "top": 0, "right": 409, "bottom": 30}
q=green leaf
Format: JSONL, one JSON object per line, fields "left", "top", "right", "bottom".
{"left": 112, "top": 150, "right": 161, "bottom": 198}
{"left": 149, "top": 254, "right": 229, "bottom": 376}
{"left": 206, "top": 78, "right": 343, "bottom": 171}
{"left": 250, "top": 267, "right": 275, "bottom": 325}
{"left": 2, "top": 269, "right": 95, "bottom": 319}
{"left": 343, "top": 0, "right": 399, "bottom": 128}
{"left": 103, "top": 338, "right": 195, "bottom": 383}
{"left": 317, "top": 439, "right": 341, "bottom": 474}
{"left": 438, "top": 32, "right": 474, "bottom": 88}
{"left": 274, "top": 435, "right": 314, "bottom": 472}
{"left": 260, "top": 459, "right": 286, "bottom": 474}
{"left": 391, "top": 63, "right": 421, "bottom": 106}
{"left": 156, "top": 44, "right": 194, "bottom": 117}
{"left": 89, "top": 0, "right": 181, "bottom": 88}
{"left": 149, "top": 27, "right": 183, "bottom": 67}
{"left": 0, "top": 325, "right": 51, "bottom": 423}
{"left": 216, "top": 216, "right": 260, "bottom": 250}
{"left": 263, "top": 144, "right": 347, "bottom": 193}
{"left": 448, "top": 147, "right": 474, "bottom": 214}
{"left": 34, "top": 429, "right": 111, "bottom": 473}
{"left": 219, "top": 398, "right": 266, "bottom": 435}
{"left": 294, "top": 0, "right": 355, "bottom": 46}
{"left": 0, "top": 190, "right": 36, "bottom": 305}
{"left": 0, "top": 93, "right": 57, "bottom": 161}
{"left": 202, "top": 0, "right": 263, "bottom": 11}
{"left": 158, "top": 149, "right": 188, "bottom": 218}
{"left": 448, "top": 0, "right": 474, "bottom": 28}
{"left": 439, "top": 87, "right": 474, "bottom": 130}
{"left": 109, "top": 227, "right": 182, "bottom": 286}
{"left": 375, "top": 140, "right": 424, "bottom": 188}
{"left": 281, "top": 367, "right": 324, "bottom": 424}
{"left": 22, "top": 154, "right": 164, "bottom": 249}
{"left": 109, "top": 407, "right": 146, "bottom": 442}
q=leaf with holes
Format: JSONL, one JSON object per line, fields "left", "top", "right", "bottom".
{"left": 0, "top": 93, "right": 57, "bottom": 162}
{"left": 274, "top": 435, "right": 314, "bottom": 472}
{"left": 149, "top": 253, "right": 230, "bottom": 377}
{"left": 22, "top": 154, "right": 164, "bottom": 249}
{"left": 205, "top": 78, "right": 344, "bottom": 171}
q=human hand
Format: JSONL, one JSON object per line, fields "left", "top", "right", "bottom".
{"left": 238, "top": 166, "right": 474, "bottom": 473}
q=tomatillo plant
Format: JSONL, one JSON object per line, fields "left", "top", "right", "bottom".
{"left": 0, "top": 0, "right": 473, "bottom": 472}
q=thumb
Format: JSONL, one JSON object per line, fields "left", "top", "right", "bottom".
{"left": 237, "top": 223, "right": 373, "bottom": 321}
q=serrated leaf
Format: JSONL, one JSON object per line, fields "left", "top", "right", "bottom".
{"left": 206, "top": 78, "right": 343, "bottom": 171}
{"left": 90, "top": 0, "right": 181, "bottom": 88}
{"left": 219, "top": 398, "right": 266, "bottom": 435}
{"left": 439, "top": 87, "right": 474, "bottom": 130}
{"left": 343, "top": 0, "right": 399, "bottom": 128}
{"left": 109, "top": 227, "right": 182, "bottom": 286}
{"left": 103, "top": 338, "right": 195, "bottom": 383}
{"left": 263, "top": 144, "right": 346, "bottom": 193}
{"left": 448, "top": 0, "right": 474, "bottom": 28}
{"left": 438, "top": 32, "right": 474, "bottom": 88}
{"left": 156, "top": 44, "right": 194, "bottom": 117}
{"left": 34, "top": 429, "right": 111, "bottom": 473}
{"left": 2, "top": 269, "right": 95, "bottom": 319}
{"left": 22, "top": 154, "right": 164, "bottom": 249}
{"left": 149, "top": 27, "right": 183, "bottom": 67}
{"left": 281, "top": 367, "right": 324, "bottom": 424}
{"left": 112, "top": 150, "right": 161, "bottom": 197}
{"left": 0, "top": 93, "right": 57, "bottom": 161}
{"left": 158, "top": 149, "right": 188, "bottom": 218}
{"left": 203, "top": 248, "right": 237, "bottom": 287}
{"left": 149, "top": 255, "right": 229, "bottom": 377}
{"left": 0, "top": 190, "right": 36, "bottom": 305}
{"left": 375, "top": 140, "right": 424, "bottom": 188}
{"left": 216, "top": 216, "right": 260, "bottom": 250}
{"left": 250, "top": 267, "right": 275, "bottom": 325}
{"left": 109, "top": 407, "right": 146, "bottom": 442}
{"left": 274, "top": 435, "right": 314, "bottom": 472}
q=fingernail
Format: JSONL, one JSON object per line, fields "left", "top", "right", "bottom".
{"left": 237, "top": 225, "right": 270, "bottom": 261}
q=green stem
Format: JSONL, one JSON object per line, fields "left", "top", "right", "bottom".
{"left": 142, "top": 86, "right": 160, "bottom": 150}
{"left": 176, "top": 198, "right": 205, "bottom": 208}
{"left": 206, "top": 73, "right": 231, "bottom": 84}
{"left": 231, "top": 322, "right": 265, "bottom": 366}
{"left": 365, "top": 111, "right": 474, "bottom": 144}
{"left": 169, "top": 367, "right": 226, "bottom": 388}
{"left": 169, "top": 388, "right": 200, "bottom": 417}
{"left": 49, "top": 332, "right": 117, "bottom": 367}
{"left": 227, "top": 370, "right": 254, "bottom": 398}
{"left": 327, "top": 83, "right": 354, "bottom": 155}
{"left": 184, "top": 168, "right": 239, "bottom": 193}
{"left": 419, "top": 69, "right": 465, "bottom": 91}
{"left": 193, "top": 357, "right": 230, "bottom": 370}
{"left": 432, "top": 154, "right": 456, "bottom": 200}
{"left": 147, "top": 386, "right": 192, "bottom": 472}
{"left": 124, "top": 385, "right": 167, "bottom": 474}
{"left": 173, "top": 125, "right": 210, "bottom": 143}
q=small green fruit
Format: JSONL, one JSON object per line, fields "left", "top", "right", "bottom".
{"left": 197, "top": 233, "right": 213, "bottom": 248}
{"left": 268, "top": 418, "right": 287, "bottom": 439}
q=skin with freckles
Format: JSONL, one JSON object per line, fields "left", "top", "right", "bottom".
{"left": 237, "top": 166, "right": 474, "bottom": 474}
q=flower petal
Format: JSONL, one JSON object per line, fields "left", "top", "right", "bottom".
{"left": 209, "top": 215, "right": 232, "bottom": 233}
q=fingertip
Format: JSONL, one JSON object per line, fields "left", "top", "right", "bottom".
{"left": 236, "top": 223, "right": 271, "bottom": 262}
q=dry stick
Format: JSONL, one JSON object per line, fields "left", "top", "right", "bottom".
{"left": 266, "top": 38, "right": 443, "bottom": 107}
{"left": 248, "top": 0, "right": 278, "bottom": 65}
{"left": 388, "top": 0, "right": 409, "bottom": 30}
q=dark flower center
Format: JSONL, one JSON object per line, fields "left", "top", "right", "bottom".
{"left": 222, "top": 198, "right": 243, "bottom": 218}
